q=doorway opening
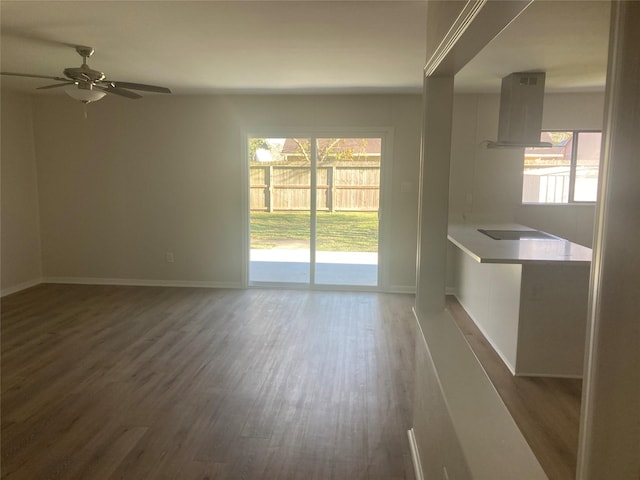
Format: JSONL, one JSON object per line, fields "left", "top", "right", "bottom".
{"left": 248, "top": 136, "right": 382, "bottom": 287}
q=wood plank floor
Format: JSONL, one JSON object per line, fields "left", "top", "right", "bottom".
{"left": 1, "top": 285, "right": 417, "bottom": 480}
{"left": 446, "top": 296, "right": 582, "bottom": 480}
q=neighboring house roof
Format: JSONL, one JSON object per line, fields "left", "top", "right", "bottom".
{"left": 525, "top": 132, "right": 572, "bottom": 159}
{"left": 525, "top": 131, "right": 601, "bottom": 165}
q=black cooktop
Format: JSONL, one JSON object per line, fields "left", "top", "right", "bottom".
{"left": 478, "top": 229, "right": 558, "bottom": 241}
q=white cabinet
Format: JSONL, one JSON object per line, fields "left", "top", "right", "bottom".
{"left": 449, "top": 224, "right": 591, "bottom": 377}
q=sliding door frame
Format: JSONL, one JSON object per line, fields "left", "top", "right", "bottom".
{"left": 241, "top": 127, "right": 394, "bottom": 291}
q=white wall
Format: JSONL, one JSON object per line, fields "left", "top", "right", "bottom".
{"left": 1, "top": 92, "right": 42, "bottom": 295}
{"left": 29, "top": 94, "right": 421, "bottom": 290}
{"left": 449, "top": 92, "right": 605, "bottom": 247}
{"left": 518, "top": 92, "right": 605, "bottom": 247}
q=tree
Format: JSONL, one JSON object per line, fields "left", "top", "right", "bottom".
{"left": 547, "top": 131, "right": 573, "bottom": 146}
{"left": 289, "top": 138, "right": 370, "bottom": 164}
{"left": 249, "top": 138, "right": 271, "bottom": 162}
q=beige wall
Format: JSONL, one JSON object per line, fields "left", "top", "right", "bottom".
{"left": 449, "top": 91, "right": 605, "bottom": 247}
{"left": 1, "top": 92, "right": 42, "bottom": 295}
{"left": 29, "top": 94, "right": 421, "bottom": 290}
{"left": 1, "top": 90, "right": 602, "bottom": 294}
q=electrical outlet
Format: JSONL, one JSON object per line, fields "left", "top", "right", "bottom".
{"left": 165, "top": 252, "right": 174, "bottom": 263}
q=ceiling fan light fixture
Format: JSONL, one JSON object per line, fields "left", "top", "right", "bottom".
{"left": 64, "top": 83, "right": 106, "bottom": 103}
{"left": 2, "top": 46, "right": 171, "bottom": 103}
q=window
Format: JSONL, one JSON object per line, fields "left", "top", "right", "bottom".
{"left": 522, "top": 131, "right": 602, "bottom": 203}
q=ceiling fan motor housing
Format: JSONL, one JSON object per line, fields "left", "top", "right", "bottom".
{"left": 63, "top": 66, "right": 105, "bottom": 83}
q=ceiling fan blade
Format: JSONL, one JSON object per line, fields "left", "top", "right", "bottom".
{"left": 104, "top": 80, "right": 171, "bottom": 94}
{"left": 1, "top": 72, "right": 69, "bottom": 82}
{"left": 37, "top": 82, "right": 75, "bottom": 90}
{"left": 96, "top": 85, "right": 142, "bottom": 100}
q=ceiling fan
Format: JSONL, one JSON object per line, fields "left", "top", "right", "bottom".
{"left": 1, "top": 45, "right": 172, "bottom": 103}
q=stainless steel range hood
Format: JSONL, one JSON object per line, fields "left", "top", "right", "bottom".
{"left": 486, "top": 72, "right": 552, "bottom": 149}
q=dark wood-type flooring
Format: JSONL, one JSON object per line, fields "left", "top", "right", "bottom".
{"left": 446, "top": 296, "right": 583, "bottom": 480}
{"left": 1, "top": 285, "right": 417, "bottom": 480}
{"left": 1, "top": 285, "right": 582, "bottom": 480}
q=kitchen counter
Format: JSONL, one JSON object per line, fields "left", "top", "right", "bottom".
{"left": 448, "top": 223, "right": 592, "bottom": 377}
{"left": 448, "top": 223, "right": 593, "bottom": 265}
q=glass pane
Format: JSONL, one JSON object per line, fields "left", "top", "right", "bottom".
{"left": 314, "top": 138, "right": 380, "bottom": 286}
{"left": 249, "top": 137, "right": 311, "bottom": 284}
{"left": 574, "top": 132, "right": 602, "bottom": 202}
{"left": 522, "top": 131, "right": 573, "bottom": 203}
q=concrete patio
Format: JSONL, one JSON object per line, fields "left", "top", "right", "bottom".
{"left": 249, "top": 249, "right": 378, "bottom": 286}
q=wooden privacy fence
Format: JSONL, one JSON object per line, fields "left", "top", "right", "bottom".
{"left": 250, "top": 165, "right": 380, "bottom": 212}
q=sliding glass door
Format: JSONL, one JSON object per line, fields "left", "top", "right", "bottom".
{"left": 248, "top": 136, "right": 381, "bottom": 287}
{"left": 249, "top": 137, "right": 311, "bottom": 284}
{"left": 314, "top": 138, "right": 380, "bottom": 286}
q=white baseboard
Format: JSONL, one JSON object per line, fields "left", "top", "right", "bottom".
{"left": 453, "top": 293, "right": 518, "bottom": 375}
{"left": 1, "top": 277, "right": 43, "bottom": 297}
{"left": 6, "top": 276, "right": 411, "bottom": 294}
{"left": 407, "top": 428, "right": 425, "bottom": 480}
{"left": 514, "top": 371, "right": 583, "bottom": 379}
{"left": 43, "top": 277, "right": 242, "bottom": 289}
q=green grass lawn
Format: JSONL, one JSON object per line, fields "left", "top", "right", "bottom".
{"left": 250, "top": 211, "right": 379, "bottom": 252}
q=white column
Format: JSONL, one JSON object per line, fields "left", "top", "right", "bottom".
{"left": 415, "top": 75, "right": 454, "bottom": 316}
{"left": 577, "top": 1, "right": 640, "bottom": 478}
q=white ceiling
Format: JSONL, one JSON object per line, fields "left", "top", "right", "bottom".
{"left": 0, "top": 1, "right": 610, "bottom": 97}
{"left": 455, "top": 0, "right": 611, "bottom": 93}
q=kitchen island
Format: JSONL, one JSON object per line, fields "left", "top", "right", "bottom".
{"left": 448, "top": 223, "right": 592, "bottom": 377}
